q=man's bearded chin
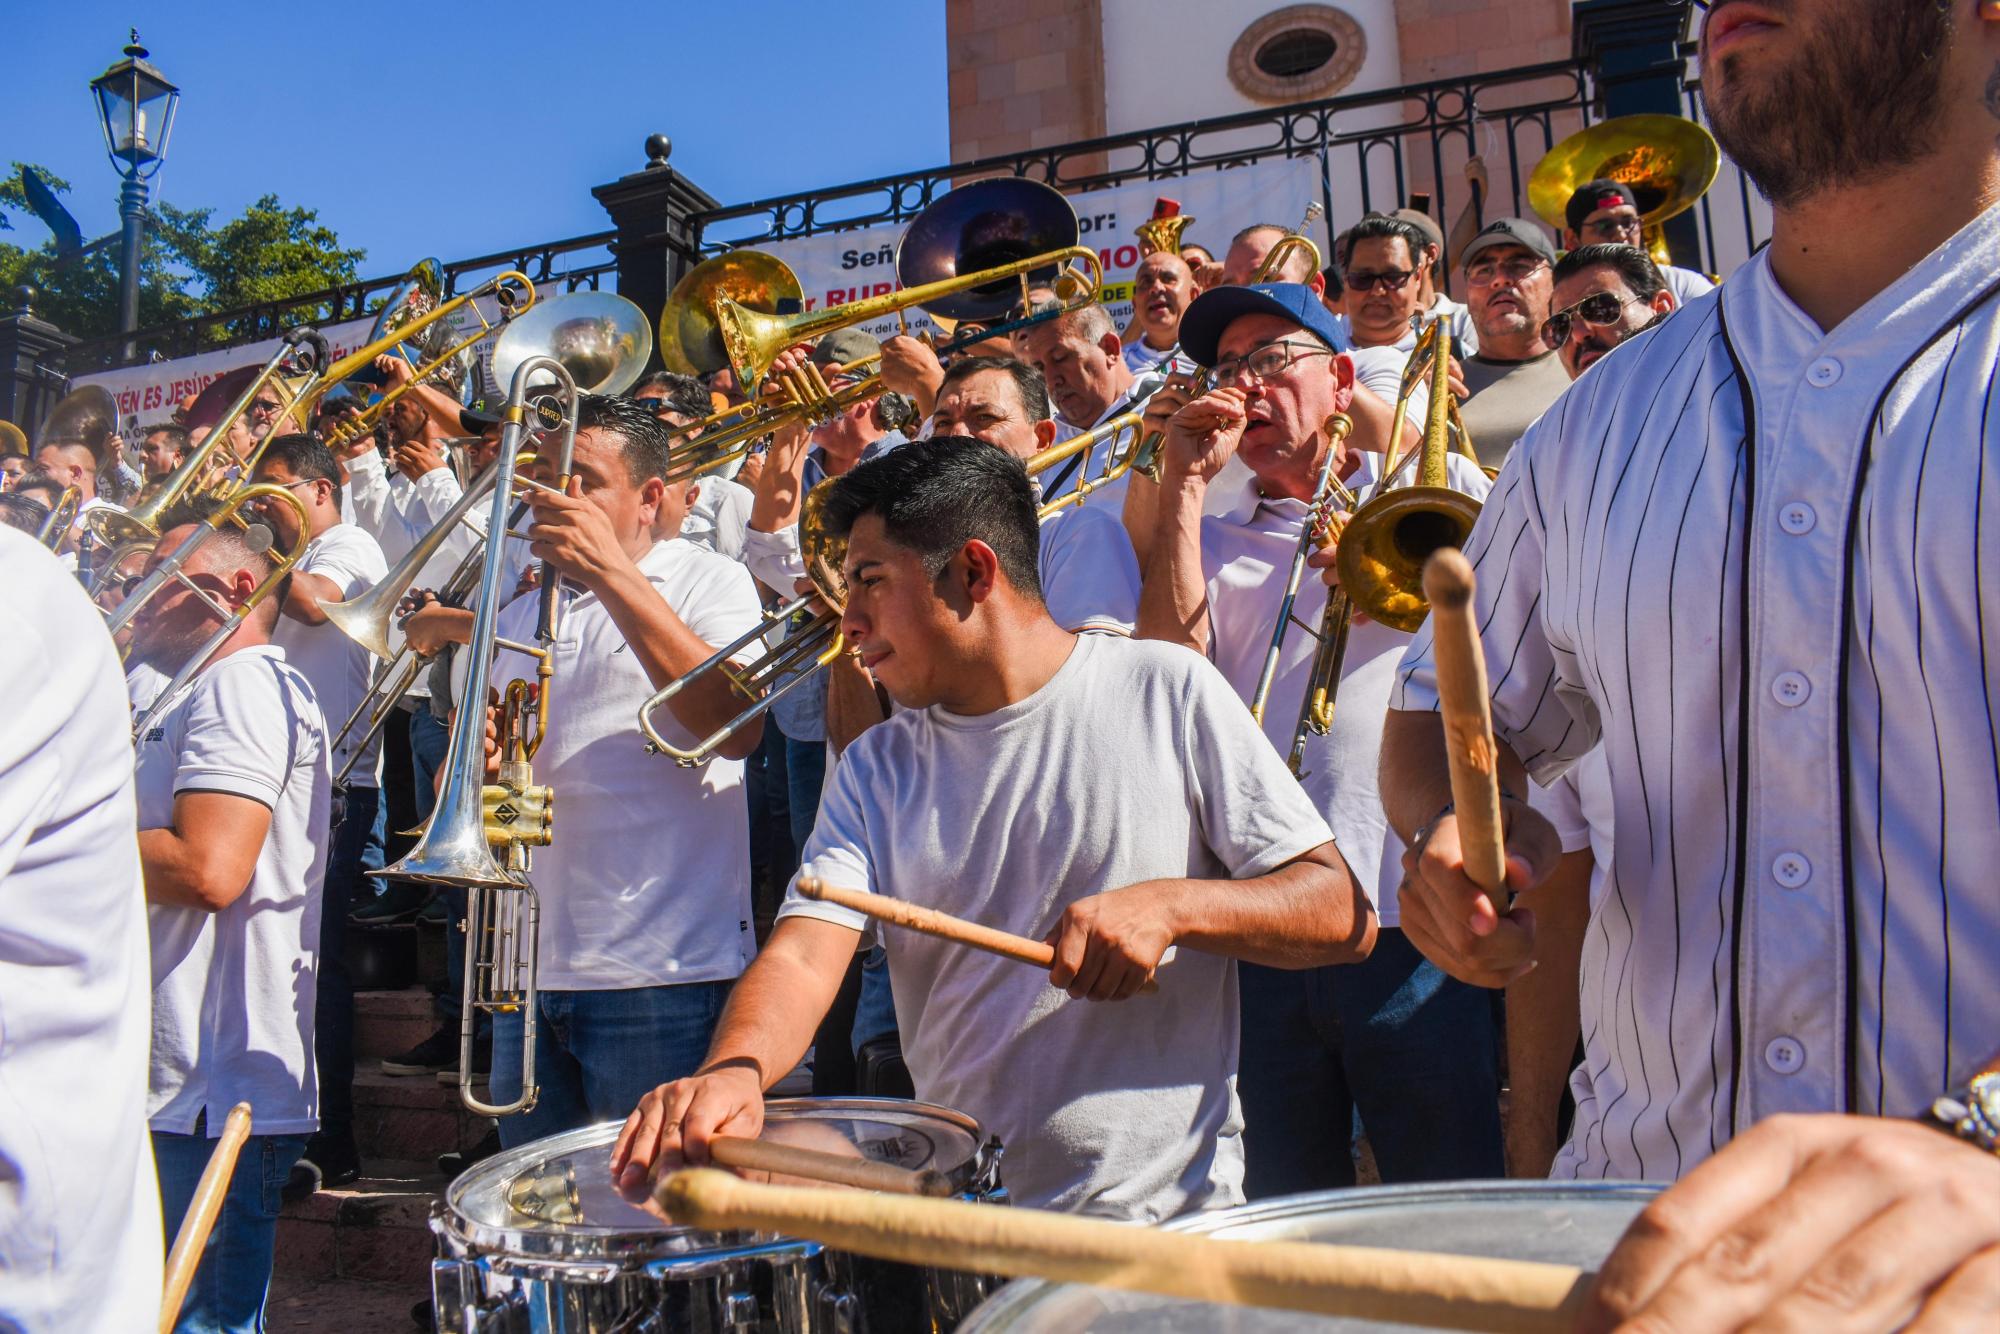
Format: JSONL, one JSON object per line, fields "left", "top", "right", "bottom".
{"left": 1701, "top": 0, "right": 1955, "bottom": 209}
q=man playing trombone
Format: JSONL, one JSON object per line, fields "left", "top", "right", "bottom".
{"left": 1136, "top": 282, "right": 1496, "bottom": 1198}
{"left": 428, "top": 395, "right": 768, "bottom": 1148}
{"left": 613, "top": 436, "right": 1374, "bottom": 1221}
{"left": 245, "top": 434, "right": 389, "bottom": 1191}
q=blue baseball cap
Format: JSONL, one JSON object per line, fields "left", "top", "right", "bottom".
{"left": 1178, "top": 282, "right": 1345, "bottom": 369}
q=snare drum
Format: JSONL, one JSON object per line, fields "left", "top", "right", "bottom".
{"left": 433, "top": 1097, "right": 1006, "bottom": 1333}
{"left": 960, "top": 1180, "right": 1657, "bottom": 1332}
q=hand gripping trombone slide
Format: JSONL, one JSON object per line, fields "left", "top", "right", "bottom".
{"left": 369, "top": 356, "right": 579, "bottom": 1117}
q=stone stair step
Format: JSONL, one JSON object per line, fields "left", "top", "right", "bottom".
{"left": 354, "top": 987, "right": 441, "bottom": 1062}
{"left": 277, "top": 1161, "right": 443, "bottom": 1288}
{"left": 269, "top": 1265, "right": 428, "bottom": 1331}
{"left": 354, "top": 1067, "right": 495, "bottom": 1165}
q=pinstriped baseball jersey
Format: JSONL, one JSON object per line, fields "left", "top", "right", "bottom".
{"left": 1391, "top": 202, "right": 2000, "bottom": 1181}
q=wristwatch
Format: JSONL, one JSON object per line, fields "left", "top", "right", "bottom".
{"left": 1921, "top": 1069, "right": 2000, "bottom": 1157}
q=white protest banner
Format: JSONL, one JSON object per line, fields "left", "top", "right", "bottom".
{"left": 752, "top": 155, "right": 1326, "bottom": 347}
{"left": 73, "top": 315, "right": 376, "bottom": 433}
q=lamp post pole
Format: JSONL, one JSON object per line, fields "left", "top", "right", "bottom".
{"left": 90, "top": 30, "right": 178, "bottom": 362}
{"left": 117, "top": 174, "right": 147, "bottom": 354}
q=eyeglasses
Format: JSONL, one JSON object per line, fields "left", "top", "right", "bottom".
{"left": 1342, "top": 268, "right": 1417, "bottom": 294}
{"left": 1540, "top": 291, "right": 1644, "bottom": 346}
{"left": 1210, "top": 339, "right": 1335, "bottom": 389}
{"left": 1465, "top": 256, "right": 1550, "bottom": 286}
{"left": 1581, "top": 214, "right": 1644, "bottom": 242}
{"left": 247, "top": 398, "right": 285, "bottom": 419}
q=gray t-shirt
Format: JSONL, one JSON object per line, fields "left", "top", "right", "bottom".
{"left": 1457, "top": 350, "right": 1572, "bottom": 468}
{"left": 780, "top": 634, "right": 1335, "bottom": 1220}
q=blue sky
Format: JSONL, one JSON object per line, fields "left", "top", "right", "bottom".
{"left": 3, "top": 1, "right": 949, "bottom": 278}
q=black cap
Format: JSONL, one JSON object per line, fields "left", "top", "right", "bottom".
{"left": 1565, "top": 179, "right": 1640, "bottom": 234}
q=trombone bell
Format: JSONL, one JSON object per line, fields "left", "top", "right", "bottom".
{"left": 1331, "top": 488, "right": 1482, "bottom": 634}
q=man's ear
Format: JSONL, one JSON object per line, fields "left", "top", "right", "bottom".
{"left": 1032, "top": 418, "right": 1059, "bottom": 452}
{"left": 1097, "top": 330, "right": 1123, "bottom": 360}
{"left": 957, "top": 538, "right": 1002, "bottom": 605}
{"left": 639, "top": 474, "right": 667, "bottom": 523}
{"left": 1650, "top": 290, "right": 1677, "bottom": 318}
{"left": 1329, "top": 351, "right": 1357, "bottom": 413}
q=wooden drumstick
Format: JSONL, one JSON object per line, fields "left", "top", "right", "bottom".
{"left": 159, "top": 1102, "right": 254, "bottom": 1334}
{"left": 796, "top": 876, "right": 1159, "bottom": 994}
{"left": 708, "top": 1135, "right": 952, "bottom": 1197}
{"left": 657, "top": 1169, "right": 1590, "bottom": 1334}
{"left": 1422, "top": 549, "right": 1510, "bottom": 912}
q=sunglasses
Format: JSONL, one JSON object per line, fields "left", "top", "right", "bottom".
{"left": 1343, "top": 268, "right": 1417, "bottom": 294}
{"left": 1541, "top": 291, "right": 1645, "bottom": 347}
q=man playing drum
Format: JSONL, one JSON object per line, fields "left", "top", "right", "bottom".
{"left": 613, "top": 436, "right": 1374, "bottom": 1221}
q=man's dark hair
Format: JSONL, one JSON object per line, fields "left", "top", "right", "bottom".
{"left": 1337, "top": 214, "right": 1430, "bottom": 272}
{"left": 819, "top": 436, "right": 1043, "bottom": 603}
{"left": 630, "top": 371, "right": 711, "bottom": 423}
{"left": 1551, "top": 243, "right": 1668, "bottom": 302}
{"left": 1231, "top": 221, "right": 1292, "bottom": 246}
{"left": 155, "top": 494, "right": 282, "bottom": 607}
{"left": 577, "top": 392, "right": 674, "bottom": 483}
{"left": 937, "top": 356, "right": 1052, "bottom": 426}
{"left": 256, "top": 432, "right": 340, "bottom": 486}
{"left": 12, "top": 470, "right": 64, "bottom": 508}
{"left": 143, "top": 423, "right": 191, "bottom": 454}
{"left": 0, "top": 492, "right": 50, "bottom": 536}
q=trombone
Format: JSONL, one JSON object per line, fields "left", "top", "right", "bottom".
{"left": 1282, "top": 316, "right": 1483, "bottom": 778}
{"left": 370, "top": 355, "right": 580, "bottom": 1118}
{"left": 114, "top": 485, "right": 315, "bottom": 737}
{"left": 34, "top": 485, "right": 80, "bottom": 549}
{"left": 1029, "top": 412, "right": 1145, "bottom": 521}
{"left": 1128, "top": 202, "right": 1325, "bottom": 480}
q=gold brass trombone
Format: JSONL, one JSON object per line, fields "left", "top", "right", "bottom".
{"left": 1284, "top": 316, "right": 1484, "bottom": 777}
{"left": 1029, "top": 412, "right": 1146, "bottom": 521}
{"left": 35, "top": 485, "right": 80, "bottom": 549}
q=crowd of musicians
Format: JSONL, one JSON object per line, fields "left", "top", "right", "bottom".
{"left": 2, "top": 2, "right": 1998, "bottom": 1331}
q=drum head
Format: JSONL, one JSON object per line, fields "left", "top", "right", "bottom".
{"left": 442, "top": 1097, "right": 992, "bottom": 1264}
{"left": 961, "top": 1181, "right": 1657, "bottom": 1332}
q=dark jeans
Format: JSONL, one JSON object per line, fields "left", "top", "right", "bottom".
{"left": 489, "top": 981, "right": 732, "bottom": 1149}
{"left": 746, "top": 719, "right": 796, "bottom": 939}
{"left": 406, "top": 709, "right": 484, "bottom": 1033}
{"left": 785, "top": 735, "right": 827, "bottom": 855}
{"left": 317, "top": 784, "right": 383, "bottom": 1138}
{"left": 154, "top": 1128, "right": 309, "bottom": 1334}
{"left": 1236, "top": 928, "right": 1503, "bottom": 1198}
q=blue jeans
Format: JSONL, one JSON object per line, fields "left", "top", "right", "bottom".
{"left": 405, "top": 709, "right": 485, "bottom": 1031}
{"left": 785, "top": 735, "right": 827, "bottom": 856}
{"left": 154, "top": 1129, "right": 310, "bottom": 1334}
{"left": 490, "top": 982, "right": 732, "bottom": 1149}
{"left": 317, "top": 785, "right": 383, "bottom": 1137}
{"left": 1236, "top": 928, "right": 1503, "bottom": 1198}
{"left": 851, "top": 945, "right": 897, "bottom": 1057}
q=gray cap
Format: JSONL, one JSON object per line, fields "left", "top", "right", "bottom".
{"left": 1459, "top": 217, "right": 1557, "bottom": 270}
{"left": 809, "top": 328, "right": 882, "bottom": 370}
{"left": 1392, "top": 207, "right": 1445, "bottom": 254}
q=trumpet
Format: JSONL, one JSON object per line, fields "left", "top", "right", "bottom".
{"left": 34, "top": 485, "right": 80, "bottom": 549}
{"left": 1283, "top": 316, "right": 1484, "bottom": 778}
{"left": 1129, "top": 202, "right": 1324, "bottom": 481}
{"left": 370, "top": 356, "right": 580, "bottom": 1118}
{"left": 114, "top": 485, "right": 315, "bottom": 736}
{"left": 641, "top": 481, "right": 851, "bottom": 767}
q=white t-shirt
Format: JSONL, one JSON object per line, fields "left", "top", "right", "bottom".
{"left": 126, "top": 661, "right": 170, "bottom": 720}
{"left": 1038, "top": 502, "right": 1140, "bottom": 635}
{"left": 487, "top": 539, "right": 766, "bottom": 991}
{"left": 1661, "top": 263, "right": 1716, "bottom": 307}
{"left": 1199, "top": 448, "right": 1490, "bottom": 926}
{"left": 272, "top": 523, "right": 388, "bottom": 786}
{"left": 680, "top": 474, "right": 754, "bottom": 562}
{"left": 139, "top": 645, "right": 332, "bottom": 1137}
{"left": 1121, "top": 340, "right": 1196, "bottom": 378}
{"left": 780, "top": 634, "right": 1336, "bottom": 1220}
{"left": 0, "top": 533, "right": 162, "bottom": 1333}
{"left": 1530, "top": 747, "right": 1614, "bottom": 908}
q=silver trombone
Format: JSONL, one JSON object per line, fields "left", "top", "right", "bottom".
{"left": 370, "top": 357, "right": 580, "bottom": 1118}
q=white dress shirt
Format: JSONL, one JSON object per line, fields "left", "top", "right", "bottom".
{"left": 1393, "top": 202, "right": 2000, "bottom": 1181}
{"left": 0, "top": 533, "right": 161, "bottom": 1333}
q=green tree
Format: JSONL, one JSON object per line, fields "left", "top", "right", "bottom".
{"left": 0, "top": 161, "right": 365, "bottom": 346}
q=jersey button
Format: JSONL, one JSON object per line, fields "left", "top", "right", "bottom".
{"left": 1808, "top": 358, "right": 1843, "bottom": 387}
{"left": 1773, "top": 852, "right": 1812, "bottom": 888}
{"left": 1779, "top": 502, "right": 1816, "bottom": 535}
{"left": 1771, "top": 671, "right": 1812, "bottom": 706}
{"left": 1765, "top": 1037, "right": 1806, "bottom": 1074}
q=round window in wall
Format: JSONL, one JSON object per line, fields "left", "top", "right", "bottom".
{"left": 1228, "top": 5, "right": 1367, "bottom": 103}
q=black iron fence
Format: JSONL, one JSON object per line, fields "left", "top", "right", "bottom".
{"left": 14, "top": 10, "right": 1768, "bottom": 422}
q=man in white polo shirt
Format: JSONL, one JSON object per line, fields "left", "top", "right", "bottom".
{"left": 247, "top": 433, "right": 388, "bottom": 1190}
{"left": 613, "top": 437, "right": 1373, "bottom": 1220}
{"left": 0, "top": 530, "right": 161, "bottom": 1333}
{"left": 127, "top": 496, "right": 331, "bottom": 1333}
{"left": 1139, "top": 281, "right": 1496, "bottom": 1198}
{"left": 470, "top": 394, "right": 767, "bottom": 1148}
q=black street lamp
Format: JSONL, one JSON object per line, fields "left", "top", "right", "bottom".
{"left": 89, "top": 30, "right": 179, "bottom": 347}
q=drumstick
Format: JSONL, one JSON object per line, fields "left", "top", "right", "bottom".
{"left": 795, "top": 876, "right": 1158, "bottom": 995}
{"left": 708, "top": 1135, "right": 952, "bottom": 1197}
{"left": 159, "top": 1102, "right": 254, "bottom": 1334}
{"left": 1422, "top": 549, "right": 1510, "bottom": 912}
{"left": 657, "top": 1169, "right": 1590, "bottom": 1334}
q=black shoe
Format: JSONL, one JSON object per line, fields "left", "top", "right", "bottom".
{"left": 283, "top": 1130, "right": 360, "bottom": 1202}
{"left": 381, "top": 1026, "right": 457, "bottom": 1075}
{"left": 436, "top": 1037, "right": 492, "bottom": 1085}
{"left": 409, "top": 1297, "right": 433, "bottom": 1330}
{"left": 437, "top": 1127, "right": 502, "bottom": 1180}
{"left": 281, "top": 1158, "right": 321, "bottom": 1205}
{"left": 351, "top": 883, "right": 433, "bottom": 925}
